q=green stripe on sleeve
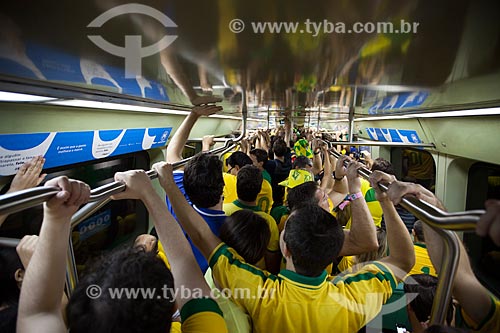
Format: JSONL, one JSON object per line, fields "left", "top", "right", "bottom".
{"left": 180, "top": 298, "right": 223, "bottom": 322}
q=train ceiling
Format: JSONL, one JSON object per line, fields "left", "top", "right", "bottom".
{"left": 0, "top": 0, "right": 499, "bottom": 124}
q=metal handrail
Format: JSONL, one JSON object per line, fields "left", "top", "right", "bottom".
{"left": 328, "top": 149, "right": 483, "bottom": 228}
{"left": 328, "top": 149, "right": 469, "bottom": 325}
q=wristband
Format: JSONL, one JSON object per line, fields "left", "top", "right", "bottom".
{"left": 333, "top": 171, "right": 344, "bottom": 181}
{"left": 335, "top": 192, "right": 363, "bottom": 211}
{"left": 314, "top": 150, "right": 320, "bottom": 155}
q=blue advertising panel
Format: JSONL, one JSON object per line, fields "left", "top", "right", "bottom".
{"left": 0, "top": 127, "right": 171, "bottom": 176}
{"left": 0, "top": 42, "right": 169, "bottom": 101}
{"left": 366, "top": 127, "right": 422, "bottom": 143}
{"left": 368, "top": 92, "right": 429, "bottom": 114}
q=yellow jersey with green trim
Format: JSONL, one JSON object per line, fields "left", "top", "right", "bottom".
{"left": 460, "top": 296, "right": 500, "bottom": 332}
{"left": 408, "top": 243, "right": 437, "bottom": 277}
{"left": 205, "top": 268, "right": 251, "bottom": 333}
{"left": 209, "top": 243, "right": 397, "bottom": 333}
{"left": 223, "top": 200, "right": 280, "bottom": 253}
{"left": 337, "top": 256, "right": 355, "bottom": 273}
{"left": 223, "top": 173, "right": 274, "bottom": 214}
{"left": 177, "top": 298, "right": 228, "bottom": 333}
{"left": 345, "top": 178, "right": 383, "bottom": 229}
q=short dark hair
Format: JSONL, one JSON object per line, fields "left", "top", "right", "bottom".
{"left": 371, "top": 157, "right": 395, "bottom": 175}
{"left": 273, "top": 139, "right": 288, "bottom": 158}
{"left": 67, "top": 248, "right": 175, "bottom": 333}
{"left": 183, "top": 152, "right": 224, "bottom": 208}
{"left": 404, "top": 274, "right": 453, "bottom": 325}
{"left": 0, "top": 248, "right": 22, "bottom": 305}
{"left": 249, "top": 148, "right": 269, "bottom": 164}
{"left": 236, "top": 165, "right": 263, "bottom": 202}
{"left": 287, "top": 181, "right": 319, "bottom": 211}
{"left": 284, "top": 204, "right": 344, "bottom": 277}
{"left": 226, "top": 151, "right": 252, "bottom": 168}
{"left": 413, "top": 220, "right": 425, "bottom": 242}
{"left": 292, "top": 156, "right": 312, "bottom": 169}
{"left": 220, "top": 210, "right": 270, "bottom": 264}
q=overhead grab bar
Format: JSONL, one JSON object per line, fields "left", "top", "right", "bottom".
{"left": 328, "top": 149, "right": 483, "bottom": 229}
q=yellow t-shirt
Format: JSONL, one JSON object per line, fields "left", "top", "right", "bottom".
{"left": 408, "top": 243, "right": 437, "bottom": 277}
{"left": 344, "top": 178, "right": 383, "bottom": 229}
{"left": 223, "top": 173, "right": 274, "bottom": 214}
{"left": 209, "top": 243, "right": 397, "bottom": 333}
{"left": 337, "top": 256, "right": 355, "bottom": 274}
{"left": 223, "top": 200, "right": 280, "bottom": 253}
{"left": 174, "top": 298, "right": 228, "bottom": 333}
{"left": 204, "top": 268, "right": 252, "bottom": 333}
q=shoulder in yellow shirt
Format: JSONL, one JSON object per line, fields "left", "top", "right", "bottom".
{"left": 223, "top": 201, "right": 279, "bottom": 252}
{"left": 209, "top": 243, "right": 397, "bottom": 333}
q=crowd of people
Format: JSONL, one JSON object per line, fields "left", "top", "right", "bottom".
{"left": 1, "top": 103, "right": 500, "bottom": 333}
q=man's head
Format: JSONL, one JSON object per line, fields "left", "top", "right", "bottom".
{"left": 412, "top": 220, "right": 425, "bottom": 243}
{"left": 226, "top": 151, "right": 253, "bottom": 175}
{"left": 236, "top": 165, "right": 263, "bottom": 202}
{"left": 220, "top": 210, "right": 270, "bottom": 265}
{"left": 67, "top": 247, "right": 175, "bottom": 333}
{"left": 183, "top": 152, "right": 224, "bottom": 208}
{"left": 287, "top": 181, "right": 329, "bottom": 212}
{"left": 293, "top": 156, "right": 313, "bottom": 173}
{"left": 281, "top": 204, "right": 344, "bottom": 277}
{"left": 272, "top": 139, "right": 288, "bottom": 158}
{"left": 249, "top": 148, "right": 268, "bottom": 170}
{"left": 371, "top": 157, "right": 395, "bottom": 175}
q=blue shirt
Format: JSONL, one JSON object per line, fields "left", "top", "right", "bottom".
{"left": 166, "top": 171, "right": 226, "bottom": 273}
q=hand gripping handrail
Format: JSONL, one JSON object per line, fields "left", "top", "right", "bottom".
{"left": 328, "top": 149, "right": 477, "bottom": 325}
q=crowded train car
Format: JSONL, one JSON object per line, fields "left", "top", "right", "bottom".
{"left": 0, "top": 0, "right": 499, "bottom": 332}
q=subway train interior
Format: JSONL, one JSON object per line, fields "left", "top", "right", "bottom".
{"left": 1, "top": 0, "right": 500, "bottom": 332}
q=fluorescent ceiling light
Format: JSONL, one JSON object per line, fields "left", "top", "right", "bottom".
{"left": 355, "top": 107, "right": 500, "bottom": 121}
{"left": 0, "top": 91, "right": 58, "bottom": 102}
{"left": 48, "top": 99, "right": 249, "bottom": 120}
{"left": 49, "top": 99, "right": 191, "bottom": 115}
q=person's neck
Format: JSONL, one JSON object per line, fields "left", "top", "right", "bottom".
{"left": 275, "top": 156, "right": 284, "bottom": 162}
{"left": 208, "top": 202, "right": 223, "bottom": 211}
{"left": 237, "top": 199, "right": 257, "bottom": 207}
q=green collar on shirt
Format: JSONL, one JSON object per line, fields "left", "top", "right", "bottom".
{"left": 278, "top": 269, "right": 327, "bottom": 288}
{"left": 414, "top": 242, "right": 427, "bottom": 249}
{"left": 232, "top": 200, "right": 261, "bottom": 212}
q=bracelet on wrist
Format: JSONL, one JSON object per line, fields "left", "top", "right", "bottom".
{"left": 333, "top": 171, "right": 344, "bottom": 181}
{"left": 334, "top": 192, "right": 363, "bottom": 211}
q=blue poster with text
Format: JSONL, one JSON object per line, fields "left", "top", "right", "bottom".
{"left": 0, "top": 127, "right": 171, "bottom": 176}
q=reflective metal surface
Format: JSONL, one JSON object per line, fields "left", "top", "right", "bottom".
{"left": 1, "top": 0, "right": 499, "bottom": 122}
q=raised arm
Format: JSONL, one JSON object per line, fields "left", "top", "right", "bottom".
{"left": 328, "top": 155, "right": 349, "bottom": 207}
{"left": 0, "top": 156, "right": 46, "bottom": 227}
{"left": 320, "top": 145, "right": 333, "bottom": 191}
{"left": 166, "top": 104, "right": 222, "bottom": 163}
{"left": 385, "top": 181, "right": 494, "bottom": 326}
{"left": 338, "top": 161, "right": 378, "bottom": 256}
{"left": 153, "top": 162, "right": 222, "bottom": 259}
{"left": 17, "top": 177, "right": 90, "bottom": 333}
{"left": 369, "top": 171, "right": 415, "bottom": 279}
{"left": 476, "top": 199, "right": 500, "bottom": 246}
{"left": 111, "top": 170, "right": 213, "bottom": 308}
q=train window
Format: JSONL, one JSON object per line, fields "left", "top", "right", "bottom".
{"left": 391, "top": 148, "right": 436, "bottom": 191}
{"left": 464, "top": 162, "right": 500, "bottom": 297}
{"left": 0, "top": 151, "right": 150, "bottom": 274}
